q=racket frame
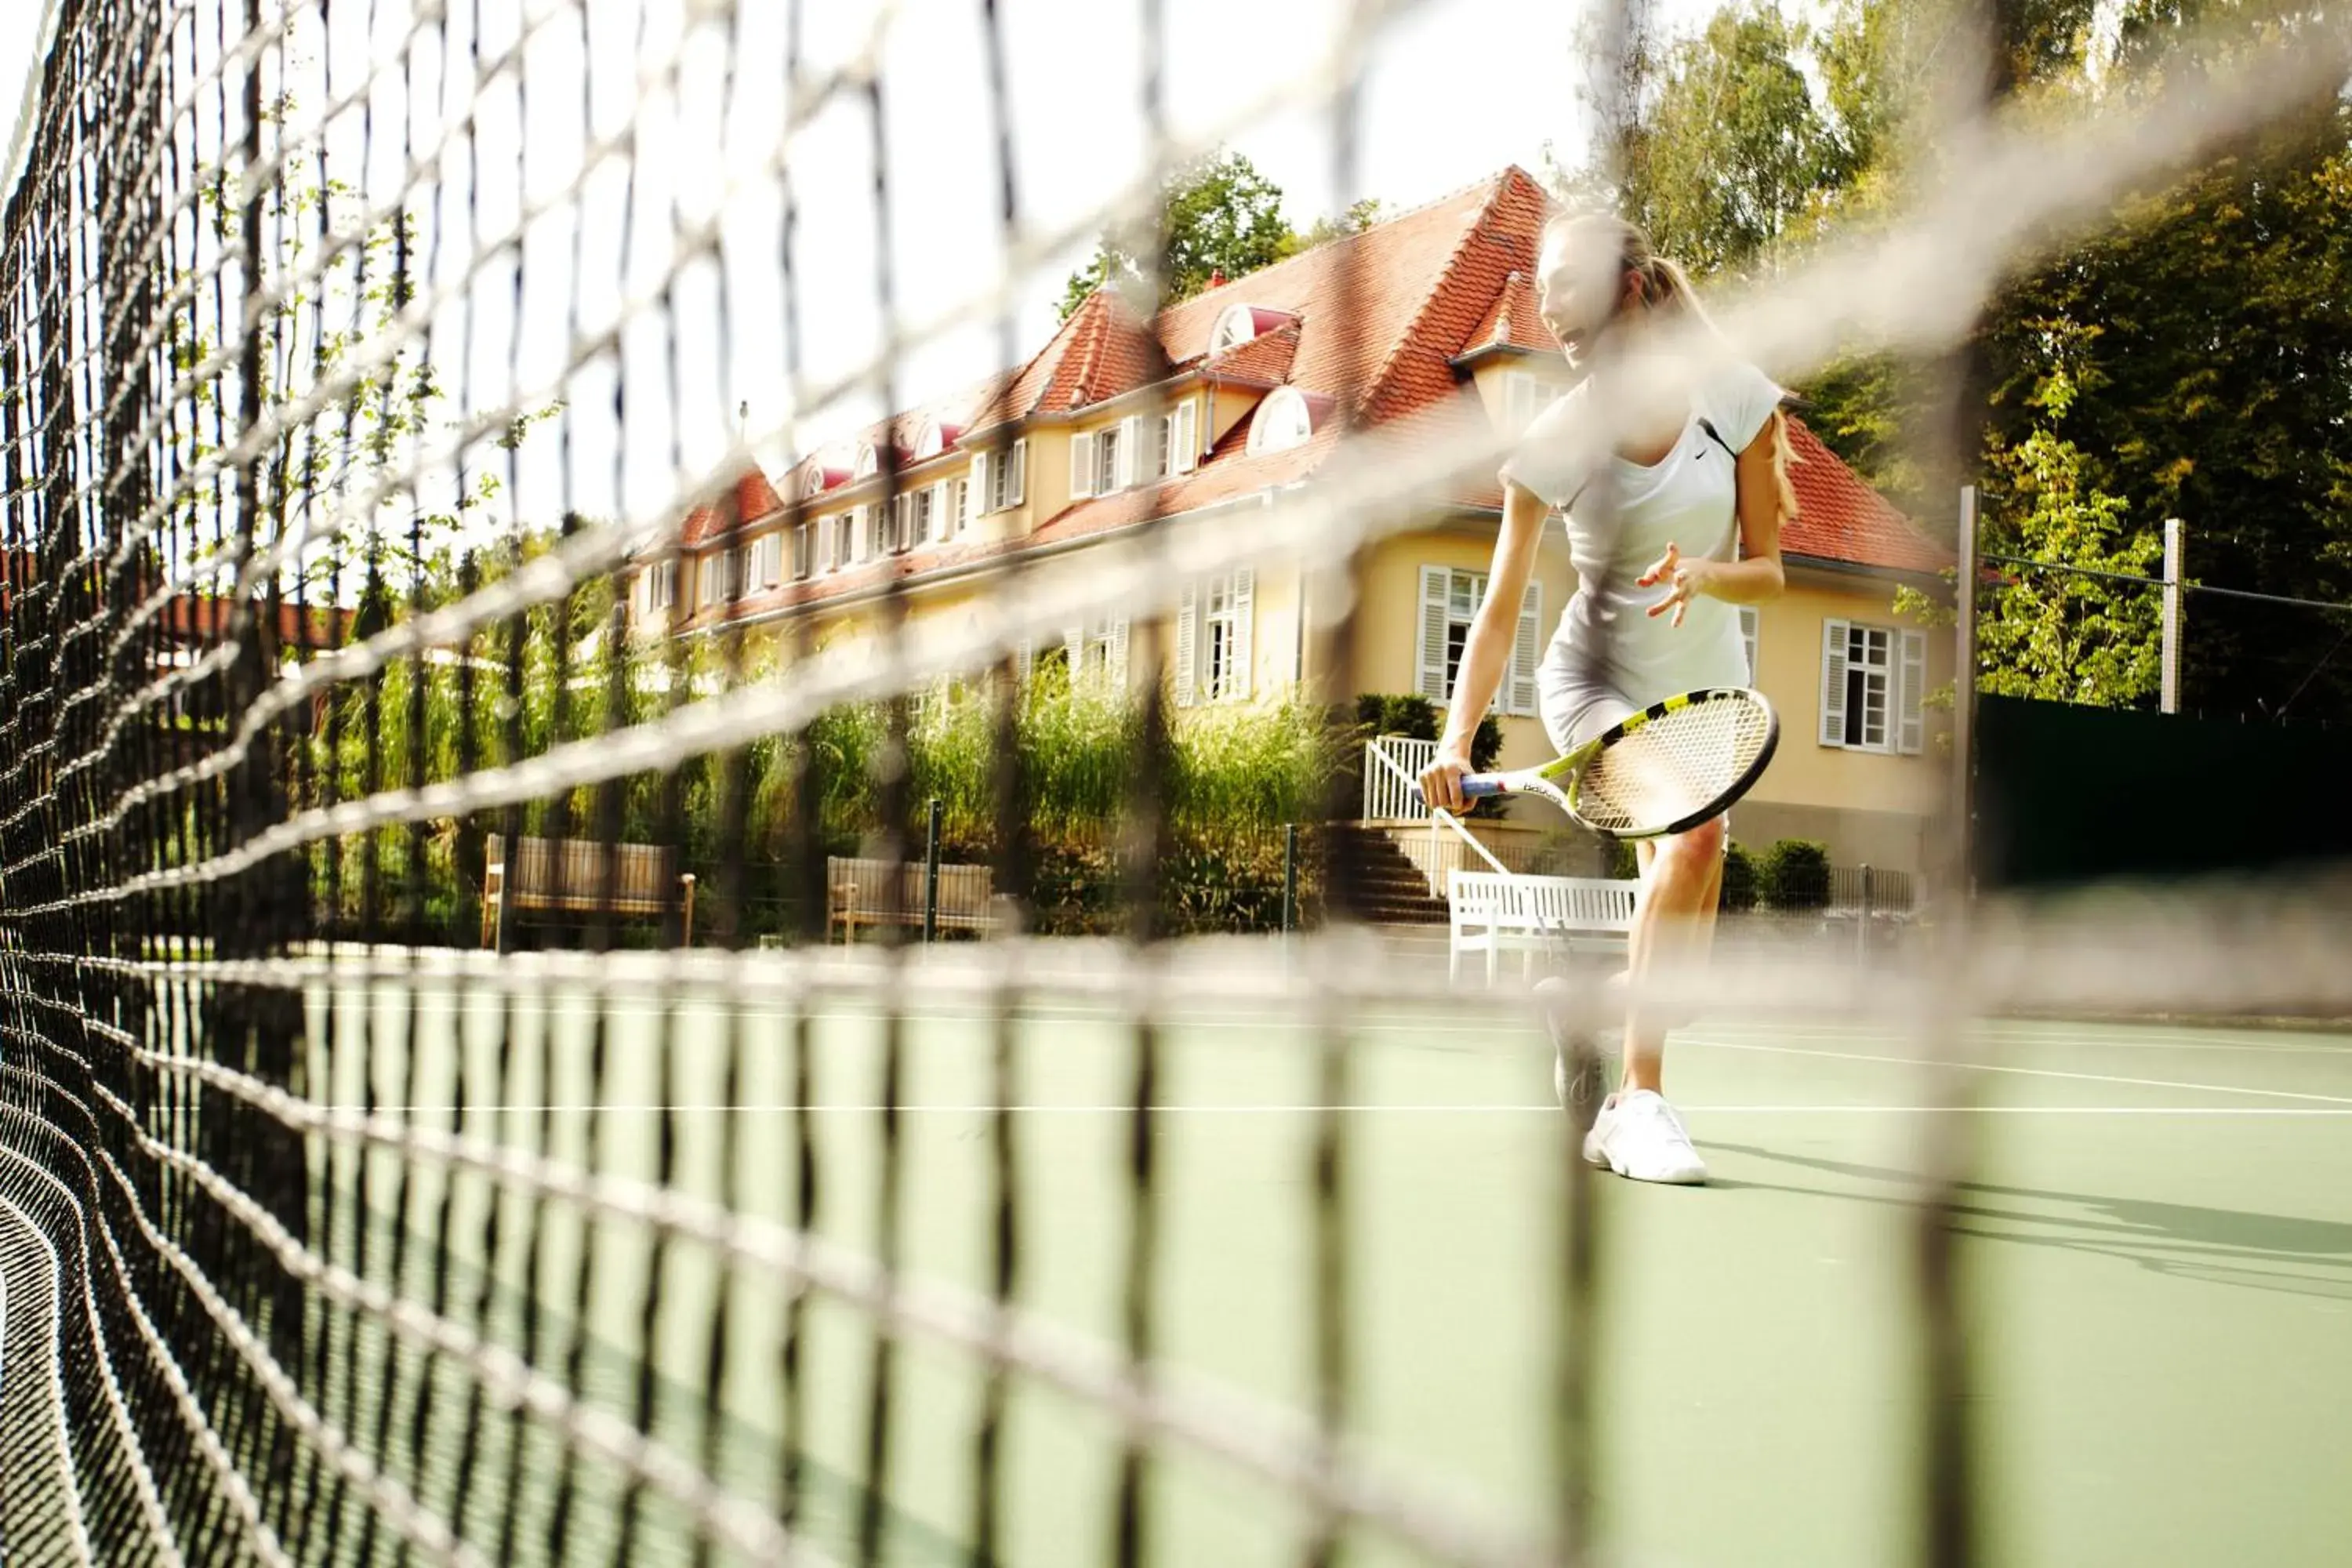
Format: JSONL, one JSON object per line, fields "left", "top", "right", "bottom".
{"left": 1460, "top": 687, "right": 1780, "bottom": 840}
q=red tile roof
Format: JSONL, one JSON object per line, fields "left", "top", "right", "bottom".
{"left": 1457, "top": 269, "right": 1553, "bottom": 357}
{"left": 1780, "top": 416, "right": 1947, "bottom": 574}
{"left": 673, "top": 163, "right": 1945, "bottom": 619}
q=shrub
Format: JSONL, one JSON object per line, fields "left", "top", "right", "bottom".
{"left": 1720, "top": 840, "right": 1759, "bottom": 910}
{"left": 1354, "top": 692, "right": 1439, "bottom": 742}
{"left": 1759, "top": 837, "right": 1831, "bottom": 910}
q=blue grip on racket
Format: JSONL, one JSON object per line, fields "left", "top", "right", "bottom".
{"left": 1459, "top": 776, "right": 1505, "bottom": 798}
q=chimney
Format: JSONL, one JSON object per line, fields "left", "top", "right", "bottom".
{"left": 1208, "top": 268, "right": 1225, "bottom": 289}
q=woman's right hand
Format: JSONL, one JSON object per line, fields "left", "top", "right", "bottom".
{"left": 1417, "top": 742, "right": 1477, "bottom": 815}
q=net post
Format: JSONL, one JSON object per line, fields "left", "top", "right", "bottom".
{"left": 1857, "top": 863, "right": 1872, "bottom": 962}
{"left": 2161, "top": 517, "right": 2185, "bottom": 715}
{"left": 924, "top": 797, "right": 942, "bottom": 943}
{"left": 1282, "top": 822, "right": 1298, "bottom": 936}
{"left": 1951, "top": 484, "right": 1980, "bottom": 902}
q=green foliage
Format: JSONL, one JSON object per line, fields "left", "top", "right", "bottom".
{"left": 1058, "top": 153, "right": 1384, "bottom": 319}
{"left": 1353, "top": 692, "right": 1439, "bottom": 741}
{"left": 1060, "top": 151, "right": 1298, "bottom": 318}
{"left": 1601, "top": 837, "right": 1640, "bottom": 880}
{"left": 1469, "top": 714, "right": 1504, "bottom": 775}
{"left": 1547, "top": 0, "right": 2352, "bottom": 720}
{"left": 1758, "top": 837, "right": 1831, "bottom": 910}
{"left": 1720, "top": 840, "right": 1759, "bottom": 910}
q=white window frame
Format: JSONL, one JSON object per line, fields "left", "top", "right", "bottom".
{"left": 646, "top": 559, "right": 678, "bottom": 610}
{"left": 1173, "top": 569, "right": 1254, "bottom": 706}
{"left": 1818, "top": 619, "right": 1925, "bottom": 754}
{"left": 831, "top": 509, "right": 856, "bottom": 571}
{"left": 1158, "top": 399, "right": 1198, "bottom": 476}
{"left": 1247, "top": 387, "right": 1314, "bottom": 455}
{"left": 949, "top": 476, "right": 970, "bottom": 537}
{"left": 1064, "top": 614, "right": 1131, "bottom": 688}
{"left": 1739, "top": 604, "right": 1760, "bottom": 684}
{"left": 1415, "top": 565, "right": 1541, "bottom": 717}
{"left": 982, "top": 438, "right": 1026, "bottom": 512}
{"left": 1502, "top": 370, "right": 1563, "bottom": 432}
{"left": 792, "top": 521, "right": 814, "bottom": 580}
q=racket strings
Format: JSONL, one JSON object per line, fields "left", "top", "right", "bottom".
{"left": 1574, "top": 697, "right": 1773, "bottom": 834}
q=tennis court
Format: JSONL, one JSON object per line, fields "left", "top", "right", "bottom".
{"left": 297, "top": 968, "right": 2352, "bottom": 1568}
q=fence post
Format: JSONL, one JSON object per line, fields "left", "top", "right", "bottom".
{"left": 2161, "top": 517, "right": 2185, "bottom": 715}
{"left": 1857, "top": 863, "right": 1873, "bottom": 962}
{"left": 1282, "top": 823, "right": 1299, "bottom": 936}
{"left": 923, "top": 797, "right": 942, "bottom": 943}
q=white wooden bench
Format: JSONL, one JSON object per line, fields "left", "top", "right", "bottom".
{"left": 1447, "top": 870, "right": 1636, "bottom": 984}
{"left": 827, "top": 856, "right": 1004, "bottom": 943}
{"left": 482, "top": 834, "right": 695, "bottom": 949}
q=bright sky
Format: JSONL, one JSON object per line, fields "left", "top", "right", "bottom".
{"left": 1, "top": 0, "right": 1719, "bottom": 535}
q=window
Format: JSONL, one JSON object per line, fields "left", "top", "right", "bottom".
{"left": 866, "top": 504, "right": 889, "bottom": 560}
{"left": 793, "top": 521, "right": 814, "bottom": 579}
{"left": 1054, "top": 615, "right": 1130, "bottom": 687}
{"left": 1739, "top": 604, "right": 1760, "bottom": 683}
{"left": 1158, "top": 400, "right": 1198, "bottom": 476}
{"left": 1415, "top": 566, "right": 1541, "bottom": 717}
{"left": 831, "top": 509, "right": 856, "bottom": 570}
{"left": 644, "top": 560, "right": 678, "bottom": 610}
{"left": 698, "top": 551, "right": 739, "bottom": 608}
{"left": 742, "top": 533, "right": 782, "bottom": 593}
{"left": 1246, "top": 387, "right": 1314, "bottom": 455}
{"left": 1819, "top": 619, "right": 1926, "bottom": 753}
{"left": 903, "top": 485, "right": 935, "bottom": 546}
{"left": 976, "top": 438, "right": 1025, "bottom": 513}
{"left": 1210, "top": 303, "right": 1259, "bottom": 354}
{"left": 1174, "top": 570, "right": 1254, "bottom": 706}
{"left": 1502, "top": 371, "right": 1564, "bottom": 432}
{"left": 949, "top": 477, "right": 969, "bottom": 537}
{"left": 1073, "top": 424, "right": 1130, "bottom": 499}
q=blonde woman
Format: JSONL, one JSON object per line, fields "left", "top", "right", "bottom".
{"left": 1419, "top": 214, "right": 1796, "bottom": 1185}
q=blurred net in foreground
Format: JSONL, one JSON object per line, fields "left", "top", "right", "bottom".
{"left": 0, "top": 0, "right": 2349, "bottom": 1564}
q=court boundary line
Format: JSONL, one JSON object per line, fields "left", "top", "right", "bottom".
{"left": 309, "top": 1102, "right": 2352, "bottom": 1116}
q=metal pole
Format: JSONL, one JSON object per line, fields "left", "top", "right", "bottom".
{"left": 2161, "top": 517, "right": 2184, "bottom": 715}
{"left": 1951, "top": 485, "right": 1980, "bottom": 903}
{"left": 923, "top": 797, "right": 942, "bottom": 943}
{"left": 1857, "top": 863, "right": 1872, "bottom": 963}
{"left": 1282, "top": 823, "right": 1299, "bottom": 936}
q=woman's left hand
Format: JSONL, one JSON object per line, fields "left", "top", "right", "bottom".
{"left": 1638, "top": 542, "right": 1708, "bottom": 626}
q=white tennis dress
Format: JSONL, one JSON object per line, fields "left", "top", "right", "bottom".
{"left": 1500, "top": 355, "right": 1782, "bottom": 753}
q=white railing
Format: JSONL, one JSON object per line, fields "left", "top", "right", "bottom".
{"left": 1360, "top": 734, "right": 1436, "bottom": 823}
{"left": 1359, "top": 735, "right": 1512, "bottom": 895}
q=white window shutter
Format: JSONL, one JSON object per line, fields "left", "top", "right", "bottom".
{"left": 1510, "top": 582, "right": 1542, "bottom": 716}
{"left": 1070, "top": 430, "right": 1096, "bottom": 499}
{"left": 1229, "top": 568, "right": 1254, "bottom": 700}
{"left": 1898, "top": 629, "right": 1927, "bottom": 755}
{"left": 1014, "top": 641, "right": 1035, "bottom": 681}
{"left": 1740, "top": 604, "right": 1760, "bottom": 683}
{"left": 1109, "top": 615, "right": 1131, "bottom": 688}
{"left": 1174, "top": 584, "right": 1199, "bottom": 707}
{"left": 1820, "top": 618, "right": 1850, "bottom": 748}
{"left": 1007, "top": 439, "right": 1026, "bottom": 504}
{"left": 1064, "top": 622, "right": 1086, "bottom": 678}
{"left": 970, "top": 452, "right": 989, "bottom": 516}
{"left": 1417, "top": 566, "right": 1450, "bottom": 704}
{"left": 1174, "top": 401, "right": 1197, "bottom": 473}
{"left": 1120, "top": 414, "right": 1144, "bottom": 485}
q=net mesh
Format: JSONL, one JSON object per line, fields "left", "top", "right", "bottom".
{"left": 0, "top": 0, "right": 2347, "bottom": 1565}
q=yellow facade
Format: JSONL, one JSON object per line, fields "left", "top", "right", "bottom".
{"left": 641, "top": 419, "right": 1950, "bottom": 869}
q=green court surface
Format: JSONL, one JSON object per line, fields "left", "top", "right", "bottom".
{"left": 302, "top": 981, "right": 2352, "bottom": 1568}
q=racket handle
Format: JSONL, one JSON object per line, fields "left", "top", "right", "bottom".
{"left": 1458, "top": 775, "right": 1505, "bottom": 799}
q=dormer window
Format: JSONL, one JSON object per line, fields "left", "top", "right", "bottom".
{"left": 854, "top": 445, "right": 880, "bottom": 480}
{"left": 1245, "top": 387, "right": 1315, "bottom": 455}
{"left": 1210, "top": 303, "right": 1296, "bottom": 356}
{"left": 913, "top": 419, "right": 946, "bottom": 460}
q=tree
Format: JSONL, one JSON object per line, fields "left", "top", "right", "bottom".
{"left": 1058, "top": 151, "right": 1299, "bottom": 318}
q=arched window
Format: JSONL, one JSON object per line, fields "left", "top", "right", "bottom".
{"left": 1245, "top": 387, "right": 1314, "bottom": 455}
{"left": 854, "top": 445, "right": 880, "bottom": 479}
{"left": 1210, "top": 303, "right": 1260, "bottom": 355}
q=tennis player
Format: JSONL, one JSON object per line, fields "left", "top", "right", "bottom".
{"left": 1418, "top": 212, "right": 1795, "bottom": 1185}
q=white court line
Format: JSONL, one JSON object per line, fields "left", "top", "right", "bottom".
{"left": 1675, "top": 1036, "right": 2352, "bottom": 1106}
{"left": 320, "top": 1102, "right": 2352, "bottom": 1116}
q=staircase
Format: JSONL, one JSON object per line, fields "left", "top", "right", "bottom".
{"left": 1324, "top": 824, "right": 1447, "bottom": 925}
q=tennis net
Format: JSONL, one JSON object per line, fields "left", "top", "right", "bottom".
{"left": 1, "top": 0, "right": 2349, "bottom": 1565}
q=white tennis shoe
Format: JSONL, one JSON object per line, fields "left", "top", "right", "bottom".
{"left": 1581, "top": 1090, "right": 1708, "bottom": 1185}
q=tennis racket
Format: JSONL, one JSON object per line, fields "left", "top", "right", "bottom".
{"left": 1423, "top": 686, "right": 1779, "bottom": 839}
